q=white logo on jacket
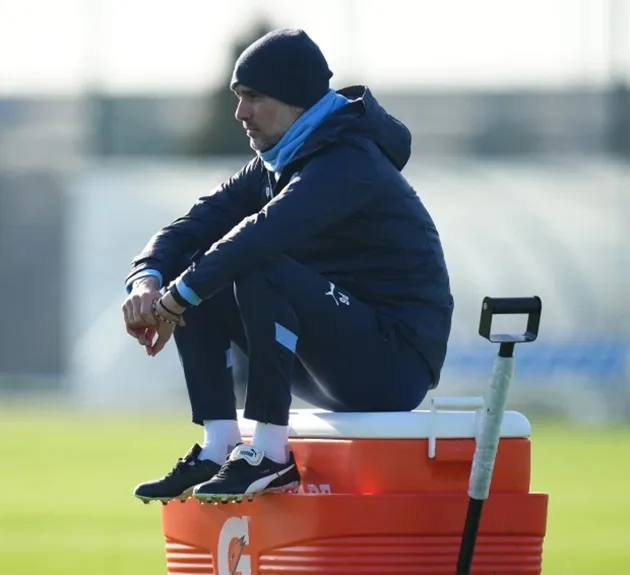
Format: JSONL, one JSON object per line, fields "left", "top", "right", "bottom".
{"left": 325, "top": 282, "right": 350, "bottom": 306}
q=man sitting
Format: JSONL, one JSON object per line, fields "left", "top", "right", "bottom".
{"left": 122, "top": 28, "right": 454, "bottom": 504}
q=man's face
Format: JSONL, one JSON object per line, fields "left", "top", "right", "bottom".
{"left": 233, "top": 85, "right": 303, "bottom": 152}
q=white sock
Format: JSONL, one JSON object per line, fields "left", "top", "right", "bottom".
{"left": 252, "top": 422, "right": 289, "bottom": 464}
{"left": 199, "top": 420, "right": 242, "bottom": 465}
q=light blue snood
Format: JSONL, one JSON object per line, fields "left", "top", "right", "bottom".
{"left": 260, "top": 89, "right": 348, "bottom": 173}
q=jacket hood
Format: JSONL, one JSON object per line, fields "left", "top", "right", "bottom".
{"left": 296, "top": 85, "right": 412, "bottom": 171}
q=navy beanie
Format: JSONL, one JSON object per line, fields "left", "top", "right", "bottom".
{"left": 230, "top": 28, "right": 333, "bottom": 109}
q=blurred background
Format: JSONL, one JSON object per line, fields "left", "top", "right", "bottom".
{"left": 1, "top": 1, "right": 629, "bottom": 574}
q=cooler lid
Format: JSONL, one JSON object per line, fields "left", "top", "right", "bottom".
{"left": 237, "top": 401, "right": 531, "bottom": 440}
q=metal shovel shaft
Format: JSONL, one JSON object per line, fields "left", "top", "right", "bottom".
{"left": 456, "top": 345, "right": 515, "bottom": 575}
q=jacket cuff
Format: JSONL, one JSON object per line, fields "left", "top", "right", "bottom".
{"left": 125, "top": 269, "right": 164, "bottom": 293}
{"left": 170, "top": 278, "right": 203, "bottom": 307}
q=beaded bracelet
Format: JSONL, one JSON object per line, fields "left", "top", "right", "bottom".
{"left": 151, "top": 299, "right": 180, "bottom": 325}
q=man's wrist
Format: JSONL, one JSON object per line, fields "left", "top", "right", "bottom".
{"left": 160, "top": 291, "right": 187, "bottom": 315}
{"left": 133, "top": 276, "right": 160, "bottom": 291}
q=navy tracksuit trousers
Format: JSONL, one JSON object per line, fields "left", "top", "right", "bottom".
{"left": 173, "top": 256, "right": 433, "bottom": 426}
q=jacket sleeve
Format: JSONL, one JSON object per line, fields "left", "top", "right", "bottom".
{"left": 177, "top": 143, "right": 380, "bottom": 300}
{"left": 125, "top": 158, "right": 263, "bottom": 288}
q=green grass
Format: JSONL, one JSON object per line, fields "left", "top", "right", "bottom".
{"left": 0, "top": 406, "right": 629, "bottom": 574}
{"left": 529, "top": 420, "right": 630, "bottom": 574}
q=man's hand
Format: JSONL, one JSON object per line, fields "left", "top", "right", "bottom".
{"left": 147, "top": 320, "right": 177, "bottom": 357}
{"left": 122, "top": 276, "right": 161, "bottom": 348}
{"left": 147, "top": 294, "right": 187, "bottom": 357}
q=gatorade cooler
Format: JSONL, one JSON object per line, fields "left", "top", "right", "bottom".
{"left": 161, "top": 400, "right": 548, "bottom": 575}
{"left": 161, "top": 296, "right": 548, "bottom": 574}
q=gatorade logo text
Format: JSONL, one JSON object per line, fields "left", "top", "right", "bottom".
{"left": 217, "top": 516, "right": 251, "bottom": 575}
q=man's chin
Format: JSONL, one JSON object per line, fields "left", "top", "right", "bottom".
{"left": 248, "top": 135, "right": 275, "bottom": 153}
{"left": 249, "top": 137, "right": 264, "bottom": 152}
{"left": 254, "top": 143, "right": 275, "bottom": 154}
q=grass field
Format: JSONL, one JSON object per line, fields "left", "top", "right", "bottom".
{"left": 1, "top": 406, "right": 629, "bottom": 575}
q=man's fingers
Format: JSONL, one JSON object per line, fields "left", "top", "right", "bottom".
{"left": 140, "top": 326, "right": 157, "bottom": 346}
{"left": 122, "top": 301, "right": 135, "bottom": 326}
{"left": 125, "top": 324, "right": 157, "bottom": 349}
{"left": 122, "top": 294, "right": 156, "bottom": 327}
{"left": 124, "top": 288, "right": 176, "bottom": 354}
{"left": 130, "top": 294, "right": 145, "bottom": 325}
{"left": 139, "top": 294, "right": 158, "bottom": 325}
{"left": 150, "top": 335, "right": 167, "bottom": 356}
{"left": 125, "top": 323, "right": 142, "bottom": 340}
{"left": 149, "top": 324, "right": 174, "bottom": 356}
{"left": 123, "top": 289, "right": 163, "bottom": 347}
{"left": 123, "top": 296, "right": 142, "bottom": 326}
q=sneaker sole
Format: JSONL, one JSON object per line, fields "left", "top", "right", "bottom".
{"left": 134, "top": 487, "right": 195, "bottom": 505}
{"left": 193, "top": 481, "right": 300, "bottom": 504}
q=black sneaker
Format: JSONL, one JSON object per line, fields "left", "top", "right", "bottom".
{"left": 192, "top": 444, "right": 301, "bottom": 503}
{"left": 133, "top": 443, "right": 222, "bottom": 504}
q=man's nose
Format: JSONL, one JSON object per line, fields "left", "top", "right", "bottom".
{"left": 235, "top": 99, "right": 250, "bottom": 122}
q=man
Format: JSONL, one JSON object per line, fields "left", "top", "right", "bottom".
{"left": 123, "top": 28, "right": 453, "bottom": 504}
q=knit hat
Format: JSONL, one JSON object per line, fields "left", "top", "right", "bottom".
{"left": 230, "top": 28, "right": 333, "bottom": 109}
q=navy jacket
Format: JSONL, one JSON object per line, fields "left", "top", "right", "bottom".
{"left": 127, "top": 86, "right": 453, "bottom": 385}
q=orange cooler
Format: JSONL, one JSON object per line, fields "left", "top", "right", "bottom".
{"left": 161, "top": 397, "right": 549, "bottom": 575}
